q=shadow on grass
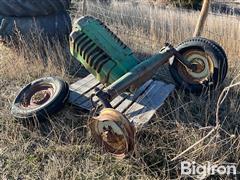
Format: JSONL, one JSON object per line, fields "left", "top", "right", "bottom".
{"left": 20, "top": 105, "right": 91, "bottom": 145}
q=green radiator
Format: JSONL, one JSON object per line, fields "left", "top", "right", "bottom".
{"left": 70, "top": 16, "right": 139, "bottom": 86}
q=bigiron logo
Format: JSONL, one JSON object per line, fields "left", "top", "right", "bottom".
{"left": 181, "top": 161, "right": 237, "bottom": 179}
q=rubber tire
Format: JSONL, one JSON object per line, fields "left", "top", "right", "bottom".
{"left": 11, "top": 77, "right": 70, "bottom": 121}
{"left": 0, "top": 0, "right": 71, "bottom": 17}
{"left": 169, "top": 37, "right": 228, "bottom": 94}
{"left": 0, "top": 11, "right": 72, "bottom": 42}
{"left": 208, "top": 39, "right": 228, "bottom": 84}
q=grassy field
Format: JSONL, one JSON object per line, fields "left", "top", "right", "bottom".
{"left": 1, "top": 1, "right": 240, "bottom": 179}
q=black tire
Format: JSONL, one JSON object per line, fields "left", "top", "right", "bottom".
{"left": 208, "top": 39, "right": 228, "bottom": 84}
{"left": 169, "top": 37, "right": 228, "bottom": 94}
{"left": 11, "top": 77, "right": 70, "bottom": 121}
{"left": 0, "top": 0, "right": 71, "bottom": 17}
{"left": 0, "top": 11, "right": 72, "bottom": 42}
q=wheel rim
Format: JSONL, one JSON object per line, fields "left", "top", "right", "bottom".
{"left": 20, "top": 83, "right": 55, "bottom": 109}
{"left": 97, "top": 118, "right": 128, "bottom": 153}
{"left": 177, "top": 50, "right": 214, "bottom": 84}
{"left": 89, "top": 108, "right": 135, "bottom": 158}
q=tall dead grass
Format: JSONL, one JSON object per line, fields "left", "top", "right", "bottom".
{"left": 85, "top": 1, "right": 239, "bottom": 57}
{"left": 0, "top": 0, "right": 240, "bottom": 179}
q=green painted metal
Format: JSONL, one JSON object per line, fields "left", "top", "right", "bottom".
{"left": 105, "top": 47, "right": 174, "bottom": 99}
{"left": 70, "top": 16, "right": 139, "bottom": 85}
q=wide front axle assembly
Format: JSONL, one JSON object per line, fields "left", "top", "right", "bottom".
{"left": 11, "top": 16, "right": 228, "bottom": 158}
{"left": 70, "top": 16, "right": 228, "bottom": 107}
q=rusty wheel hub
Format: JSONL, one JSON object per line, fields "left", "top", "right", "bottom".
{"left": 89, "top": 108, "right": 135, "bottom": 159}
{"left": 21, "top": 84, "right": 54, "bottom": 109}
{"left": 178, "top": 50, "right": 214, "bottom": 84}
{"left": 191, "top": 58, "right": 206, "bottom": 73}
{"left": 31, "top": 90, "right": 51, "bottom": 105}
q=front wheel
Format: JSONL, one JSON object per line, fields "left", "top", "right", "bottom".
{"left": 169, "top": 37, "right": 228, "bottom": 94}
{"left": 11, "top": 77, "right": 69, "bottom": 121}
{"left": 89, "top": 108, "right": 135, "bottom": 159}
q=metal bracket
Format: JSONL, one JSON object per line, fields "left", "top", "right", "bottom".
{"left": 167, "top": 43, "right": 197, "bottom": 72}
{"left": 95, "top": 87, "right": 113, "bottom": 108}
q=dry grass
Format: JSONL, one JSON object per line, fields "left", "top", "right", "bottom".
{"left": 0, "top": 1, "right": 240, "bottom": 179}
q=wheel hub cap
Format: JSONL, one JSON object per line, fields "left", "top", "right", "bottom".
{"left": 187, "top": 54, "right": 210, "bottom": 79}
{"left": 191, "top": 58, "right": 206, "bottom": 73}
{"left": 177, "top": 50, "right": 214, "bottom": 84}
{"left": 89, "top": 108, "right": 135, "bottom": 159}
{"left": 31, "top": 90, "right": 51, "bottom": 105}
{"left": 21, "top": 84, "right": 54, "bottom": 108}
